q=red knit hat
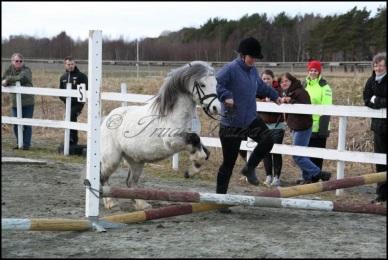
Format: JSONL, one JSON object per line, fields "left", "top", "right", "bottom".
{"left": 307, "top": 60, "right": 322, "bottom": 74}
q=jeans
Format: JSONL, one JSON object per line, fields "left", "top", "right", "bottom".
{"left": 11, "top": 105, "right": 34, "bottom": 148}
{"left": 307, "top": 136, "right": 327, "bottom": 170}
{"left": 291, "top": 128, "right": 320, "bottom": 181}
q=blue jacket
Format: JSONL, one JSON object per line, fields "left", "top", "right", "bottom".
{"left": 216, "top": 58, "right": 279, "bottom": 127}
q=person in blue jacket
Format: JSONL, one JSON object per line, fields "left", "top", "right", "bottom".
{"left": 215, "top": 37, "right": 282, "bottom": 203}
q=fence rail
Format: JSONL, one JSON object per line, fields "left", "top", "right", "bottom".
{"left": 2, "top": 58, "right": 373, "bottom": 73}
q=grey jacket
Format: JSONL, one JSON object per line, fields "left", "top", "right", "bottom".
{"left": 2, "top": 65, "right": 35, "bottom": 107}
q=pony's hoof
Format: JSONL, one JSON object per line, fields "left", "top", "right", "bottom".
{"left": 184, "top": 171, "right": 190, "bottom": 178}
{"left": 204, "top": 148, "right": 210, "bottom": 160}
{"left": 134, "top": 199, "right": 152, "bottom": 211}
{"left": 103, "top": 197, "right": 120, "bottom": 210}
{"left": 239, "top": 176, "right": 248, "bottom": 183}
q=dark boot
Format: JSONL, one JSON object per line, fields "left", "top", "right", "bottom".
{"left": 375, "top": 181, "right": 387, "bottom": 202}
{"left": 312, "top": 171, "right": 331, "bottom": 183}
{"left": 202, "top": 145, "right": 210, "bottom": 160}
{"left": 240, "top": 165, "right": 259, "bottom": 186}
{"left": 218, "top": 207, "right": 232, "bottom": 214}
{"left": 216, "top": 168, "right": 232, "bottom": 194}
{"left": 239, "top": 150, "right": 247, "bottom": 160}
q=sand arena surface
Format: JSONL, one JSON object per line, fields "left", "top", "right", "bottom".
{"left": 1, "top": 158, "right": 386, "bottom": 258}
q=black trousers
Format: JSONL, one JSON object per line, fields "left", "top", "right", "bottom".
{"left": 374, "top": 131, "right": 386, "bottom": 172}
{"left": 374, "top": 131, "right": 387, "bottom": 200}
{"left": 216, "top": 117, "right": 275, "bottom": 194}
{"left": 307, "top": 136, "right": 327, "bottom": 170}
{"left": 70, "top": 103, "right": 84, "bottom": 145}
{"left": 263, "top": 128, "right": 285, "bottom": 177}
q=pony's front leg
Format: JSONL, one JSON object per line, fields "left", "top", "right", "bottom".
{"left": 100, "top": 151, "right": 122, "bottom": 210}
{"left": 124, "top": 159, "right": 152, "bottom": 211}
{"left": 183, "top": 133, "right": 210, "bottom": 178}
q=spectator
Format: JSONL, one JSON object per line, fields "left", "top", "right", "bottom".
{"left": 215, "top": 37, "right": 282, "bottom": 213}
{"left": 303, "top": 60, "right": 333, "bottom": 174}
{"left": 363, "top": 52, "right": 387, "bottom": 202}
{"left": 59, "top": 56, "right": 88, "bottom": 146}
{"left": 258, "top": 70, "right": 285, "bottom": 187}
{"left": 279, "top": 72, "right": 331, "bottom": 184}
{"left": 1, "top": 53, "right": 34, "bottom": 150}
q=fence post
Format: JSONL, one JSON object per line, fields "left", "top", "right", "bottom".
{"left": 336, "top": 116, "right": 347, "bottom": 196}
{"left": 136, "top": 39, "right": 139, "bottom": 79}
{"left": 85, "top": 30, "right": 102, "bottom": 218}
{"left": 120, "top": 83, "right": 127, "bottom": 107}
{"left": 15, "top": 81, "right": 23, "bottom": 148}
{"left": 63, "top": 83, "right": 72, "bottom": 155}
{"left": 172, "top": 153, "right": 179, "bottom": 171}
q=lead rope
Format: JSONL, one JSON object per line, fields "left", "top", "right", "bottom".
{"left": 83, "top": 179, "right": 101, "bottom": 199}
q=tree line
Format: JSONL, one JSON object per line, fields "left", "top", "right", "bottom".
{"left": 1, "top": 6, "right": 386, "bottom": 62}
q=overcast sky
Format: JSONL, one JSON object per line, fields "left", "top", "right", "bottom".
{"left": 2, "top": 1, "right": 386, "bottom": 41}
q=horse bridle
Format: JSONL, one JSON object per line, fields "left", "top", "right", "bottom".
{"left": 192, "top": 80, "right": 219, "bottom": 121}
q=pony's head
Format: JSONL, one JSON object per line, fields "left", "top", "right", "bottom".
{"left": 189, "top": 61, "right": 221, "bottom": 118}
{"left": 151, "top": 61, "right": 221, "bottom": 117}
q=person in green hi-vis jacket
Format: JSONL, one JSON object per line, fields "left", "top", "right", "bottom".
{"left": 303, "top": 60, "right": 332, "bottom": 174}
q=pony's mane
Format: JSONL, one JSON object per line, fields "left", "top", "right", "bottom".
{"left": 151, "top": 61, "right": 213, "bottom": 116}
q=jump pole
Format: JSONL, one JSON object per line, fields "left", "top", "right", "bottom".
{"left": 1, "top": 203, "right": 226, "bottom": 231}
{"left": 101, "top": 202, "right": 227, "bottom": 224}
{"left": 102, "top": 172, "right": 386, "bottom": 215}
{"left": 102, "top": 188, "right": 386, "bottom": 216}
{"left": 253, "top": 171, "right": 386, "bottom": 198}
{"left": 1, "top": 218, "right": 125, "bottom": 232}
{"left": 103, "top": 171, "right": 385, "bottom": 200}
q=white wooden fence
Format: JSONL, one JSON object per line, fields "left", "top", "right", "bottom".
{"left": 8, "top": 83, "right": 383, "bottom": 169}
{"left": 3, "top": 85, "right": 386, "bottom": 185}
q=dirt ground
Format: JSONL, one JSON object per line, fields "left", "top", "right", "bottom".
{"left": 1, "top": 146, "right": 387, "bottom": 259}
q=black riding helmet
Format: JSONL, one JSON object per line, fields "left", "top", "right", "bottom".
{"left": 237, "top": 37, "right": 263, "bottom": 59}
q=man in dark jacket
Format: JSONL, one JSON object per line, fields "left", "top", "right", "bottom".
{"left": 59, "top": 56, "right": 88, "bottom": 145}
{"left": 363, "top": 52, "right": 387, "bottom": 202}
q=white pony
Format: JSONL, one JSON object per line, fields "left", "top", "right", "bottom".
{"left": 100, "top": 61, "right": 221, "bottom": 210}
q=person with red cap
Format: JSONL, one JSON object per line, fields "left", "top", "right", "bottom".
{"left": 302, "top": 59, "right": 332, "bottom": 181}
